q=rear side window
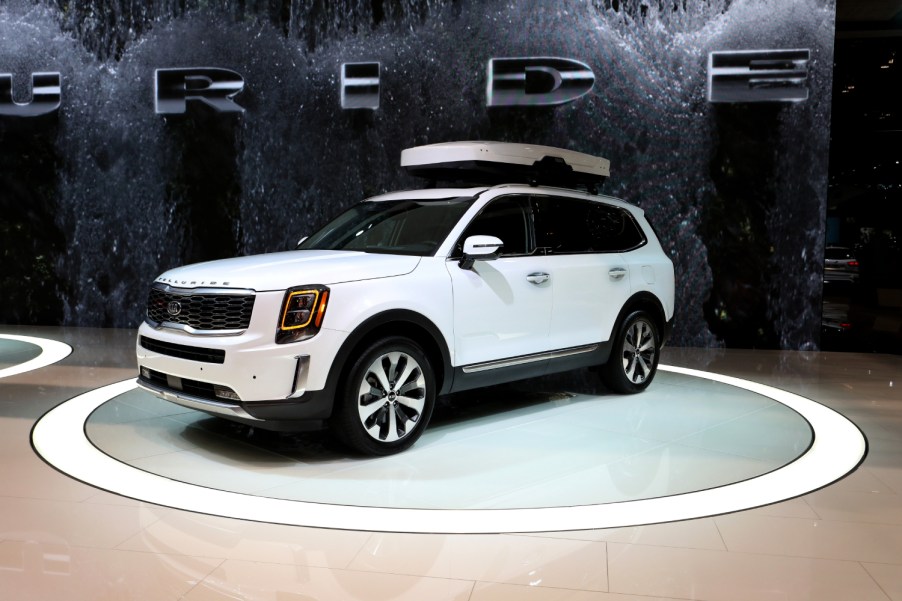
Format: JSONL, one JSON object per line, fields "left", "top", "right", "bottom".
{"left": 533, "top": 195, "right": 646, "bottom": 254}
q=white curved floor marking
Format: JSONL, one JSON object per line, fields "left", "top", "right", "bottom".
{"left": 32, "top": 365, "right": 866, "bottom": 533}
{"left": 0, "top": 334, "right": 73, "bottom": 379}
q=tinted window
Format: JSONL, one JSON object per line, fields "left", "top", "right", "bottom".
{"left": 825, "top": 247, "right": 854, "bottom": 260}
{"left": 457, "top": 195, "right": 531, "bottom": 256}
{"left": 533, "top": 196, "right": 646, "bottom": 253}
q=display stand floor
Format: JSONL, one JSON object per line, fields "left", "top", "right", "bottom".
{"left": 1, "top": 326, "right": 900, "bottom": 600}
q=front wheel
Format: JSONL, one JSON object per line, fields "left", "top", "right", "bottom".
{"left": 331, "top": 336, "right": 435, "bottom": 455}
{"left": 601, "top": 311, "right": 660, "bottom": 394}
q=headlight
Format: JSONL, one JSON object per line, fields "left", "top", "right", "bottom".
{"left": 276, "top": 285, "right": 330, "bottom": 344}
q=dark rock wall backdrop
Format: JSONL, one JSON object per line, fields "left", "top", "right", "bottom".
{"left": 0, "top": 0, "right": 834, "bottom": 349}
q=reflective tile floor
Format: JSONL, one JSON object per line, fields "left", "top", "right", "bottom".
{"left": 2, "top": 325, "right": 902, "bottom": 600}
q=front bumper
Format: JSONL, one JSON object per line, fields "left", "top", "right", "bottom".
{"left": 136, "top": 373, "right": 334, "bottom": 430}
{"left": 135, "top": 296, "right": 345, "bottom": 423}
{"left": 137, "top": 376, "right": 260, "bottom": 421}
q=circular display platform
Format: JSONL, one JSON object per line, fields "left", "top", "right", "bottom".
{"left": 0, "top": 334, "right": 73, "bottom": 379}
{"left": 32, "top": 365, "right": 867, "bottom": 533}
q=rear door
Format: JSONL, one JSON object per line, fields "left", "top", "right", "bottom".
{"left": 532, "top": 195, "right": 644, "bottom": 349}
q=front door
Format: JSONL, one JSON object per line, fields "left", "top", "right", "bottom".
{"left": 446, "top": 195, "right": 553, "bottom": 366}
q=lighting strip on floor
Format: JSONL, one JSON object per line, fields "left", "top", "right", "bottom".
{"left": 0, "top": 334, "right": 72, "bottom": 379}
{"left": 31, "top": 365, "right": 867, "bottom": 534}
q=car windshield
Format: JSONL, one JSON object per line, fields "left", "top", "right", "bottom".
{"left": 298, "top": 197, "right": 475, "bottom": 256}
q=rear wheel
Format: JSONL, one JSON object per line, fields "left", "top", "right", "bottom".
{"left": 601, "top": 311, "right": 660, "bottom": 394}
{"left": 331, "top": 336, "right": 435, "bottom": 455}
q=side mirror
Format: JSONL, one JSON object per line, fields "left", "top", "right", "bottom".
{"left": 296, "top": 236, "right": 308, "bottom": 249}
{"left": 459, "top": 235, "right": 503, "bottom": 270}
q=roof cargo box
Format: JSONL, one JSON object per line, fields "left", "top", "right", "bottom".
{"left": 401, "top": 141, "right": 610, "bottom": 190}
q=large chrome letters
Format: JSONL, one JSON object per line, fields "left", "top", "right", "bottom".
{"left": 486, "top": 58, "right": 595, "bottom": 107}
{"left": 707, "top": 49, "right": 810, "bottom": 103}
{"left": 0, "top": 50, "right": 811, "bottom": 118}
{"left": 155, "top": 68, "right": 246, "bottom": 114}
{"left": 0, "top": 72, "right": 61, "bottom": 117}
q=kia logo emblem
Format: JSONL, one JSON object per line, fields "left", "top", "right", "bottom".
{"left": 167, "top": 301, "right": 182, "bottom": 316}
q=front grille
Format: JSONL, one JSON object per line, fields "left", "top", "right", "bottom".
{"left": 140, "top": 336, "right": 225, "bottom": 364}
{"left": 146, "top": 286, "right": 255, "bottom": 332}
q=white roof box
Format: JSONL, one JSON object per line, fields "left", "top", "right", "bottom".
{"left": 401, "top": 141, "right": 610, "bottom": 190}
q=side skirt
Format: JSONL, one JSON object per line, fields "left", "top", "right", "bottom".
{"left": 450, "top": 342, "right": 612, "bottom": 393}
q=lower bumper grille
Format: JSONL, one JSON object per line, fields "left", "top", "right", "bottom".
{"left": 140, "top": 336, "right": 225, "bottom": 364}
{"left": 139, "top": 368, "right": 239, "bottom": 402}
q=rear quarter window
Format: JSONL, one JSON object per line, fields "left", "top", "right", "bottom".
{"left": 533, "top": 196, "right": 646, "bottom": 254}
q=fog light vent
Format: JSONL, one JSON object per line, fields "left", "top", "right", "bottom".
{"left": 213, "top": 385, "right": 241, "bottom": 402}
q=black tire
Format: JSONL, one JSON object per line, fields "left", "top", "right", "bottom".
{"left": 601, "top": 310, "right": 660, "bottom": 394}
{"left": 330, "top": 336, "right": 435, "bottom": 456}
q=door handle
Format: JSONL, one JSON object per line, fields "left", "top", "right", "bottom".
{"left": 526, "top": 272, "right": 550, "bottom": 285}
{"left": 608, "top": 267, "right": 628, "bottom": 281}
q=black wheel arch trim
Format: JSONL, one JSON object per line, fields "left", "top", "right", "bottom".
{"left": 614, "top": 292, "right": 671, "bottom": 345}
{"left": 325, "top": 309, "right": 455, "bottom": 405}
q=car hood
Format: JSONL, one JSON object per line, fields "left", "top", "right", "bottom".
{"left": 154, "top": 250, "right": 421, "bottom": 292}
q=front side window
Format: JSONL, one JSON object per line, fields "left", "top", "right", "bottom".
{"left": 299, "top": 197, "right": 475, "bottom": 256}
{"left": 455, "top": 195, "right": 532, "bottom": 256}
{"left": 533, "top": 196, "right": 646, "bottom": 254}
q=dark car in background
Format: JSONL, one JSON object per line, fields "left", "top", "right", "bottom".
{"left": 824, "top": 246, "right": 859, "bottom": 283}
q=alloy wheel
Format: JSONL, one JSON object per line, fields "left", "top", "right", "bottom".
{"left": 356, "top": 351, "right": 427, "bottom": 442}
{"left": 621, "top": 318, "right": 657, "bottom": 385}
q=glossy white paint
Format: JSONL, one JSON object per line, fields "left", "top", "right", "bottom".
{"left": 136, "top": 155, "right": 674, "bottom": 423}
{"left": 627, "top": 235, "right": 676, "bottom": 313}
{"left": 138, "top": 258, "right": 458, "bottom": 402}
{"left": 137, "top": 316, "right": 348, "bottom": 399}
{"left": 448, "top": 255, "right": 553, "bottom": 365}
{"left": 546, "top": 252, "right": 631, "bottom": 348}
{"left": 154, "top": 250, "right": 420, "bottom": 292}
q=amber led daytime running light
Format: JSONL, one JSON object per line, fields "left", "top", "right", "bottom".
{"left": 280, "top": 289, "right": 321, "bottom": 331}
{"left": 314, "top": 290, "right": 329, "bottom": 328}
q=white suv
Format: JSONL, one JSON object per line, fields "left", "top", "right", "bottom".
{"left": 136, "top": 142, "right": 675, "bottom": 455}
